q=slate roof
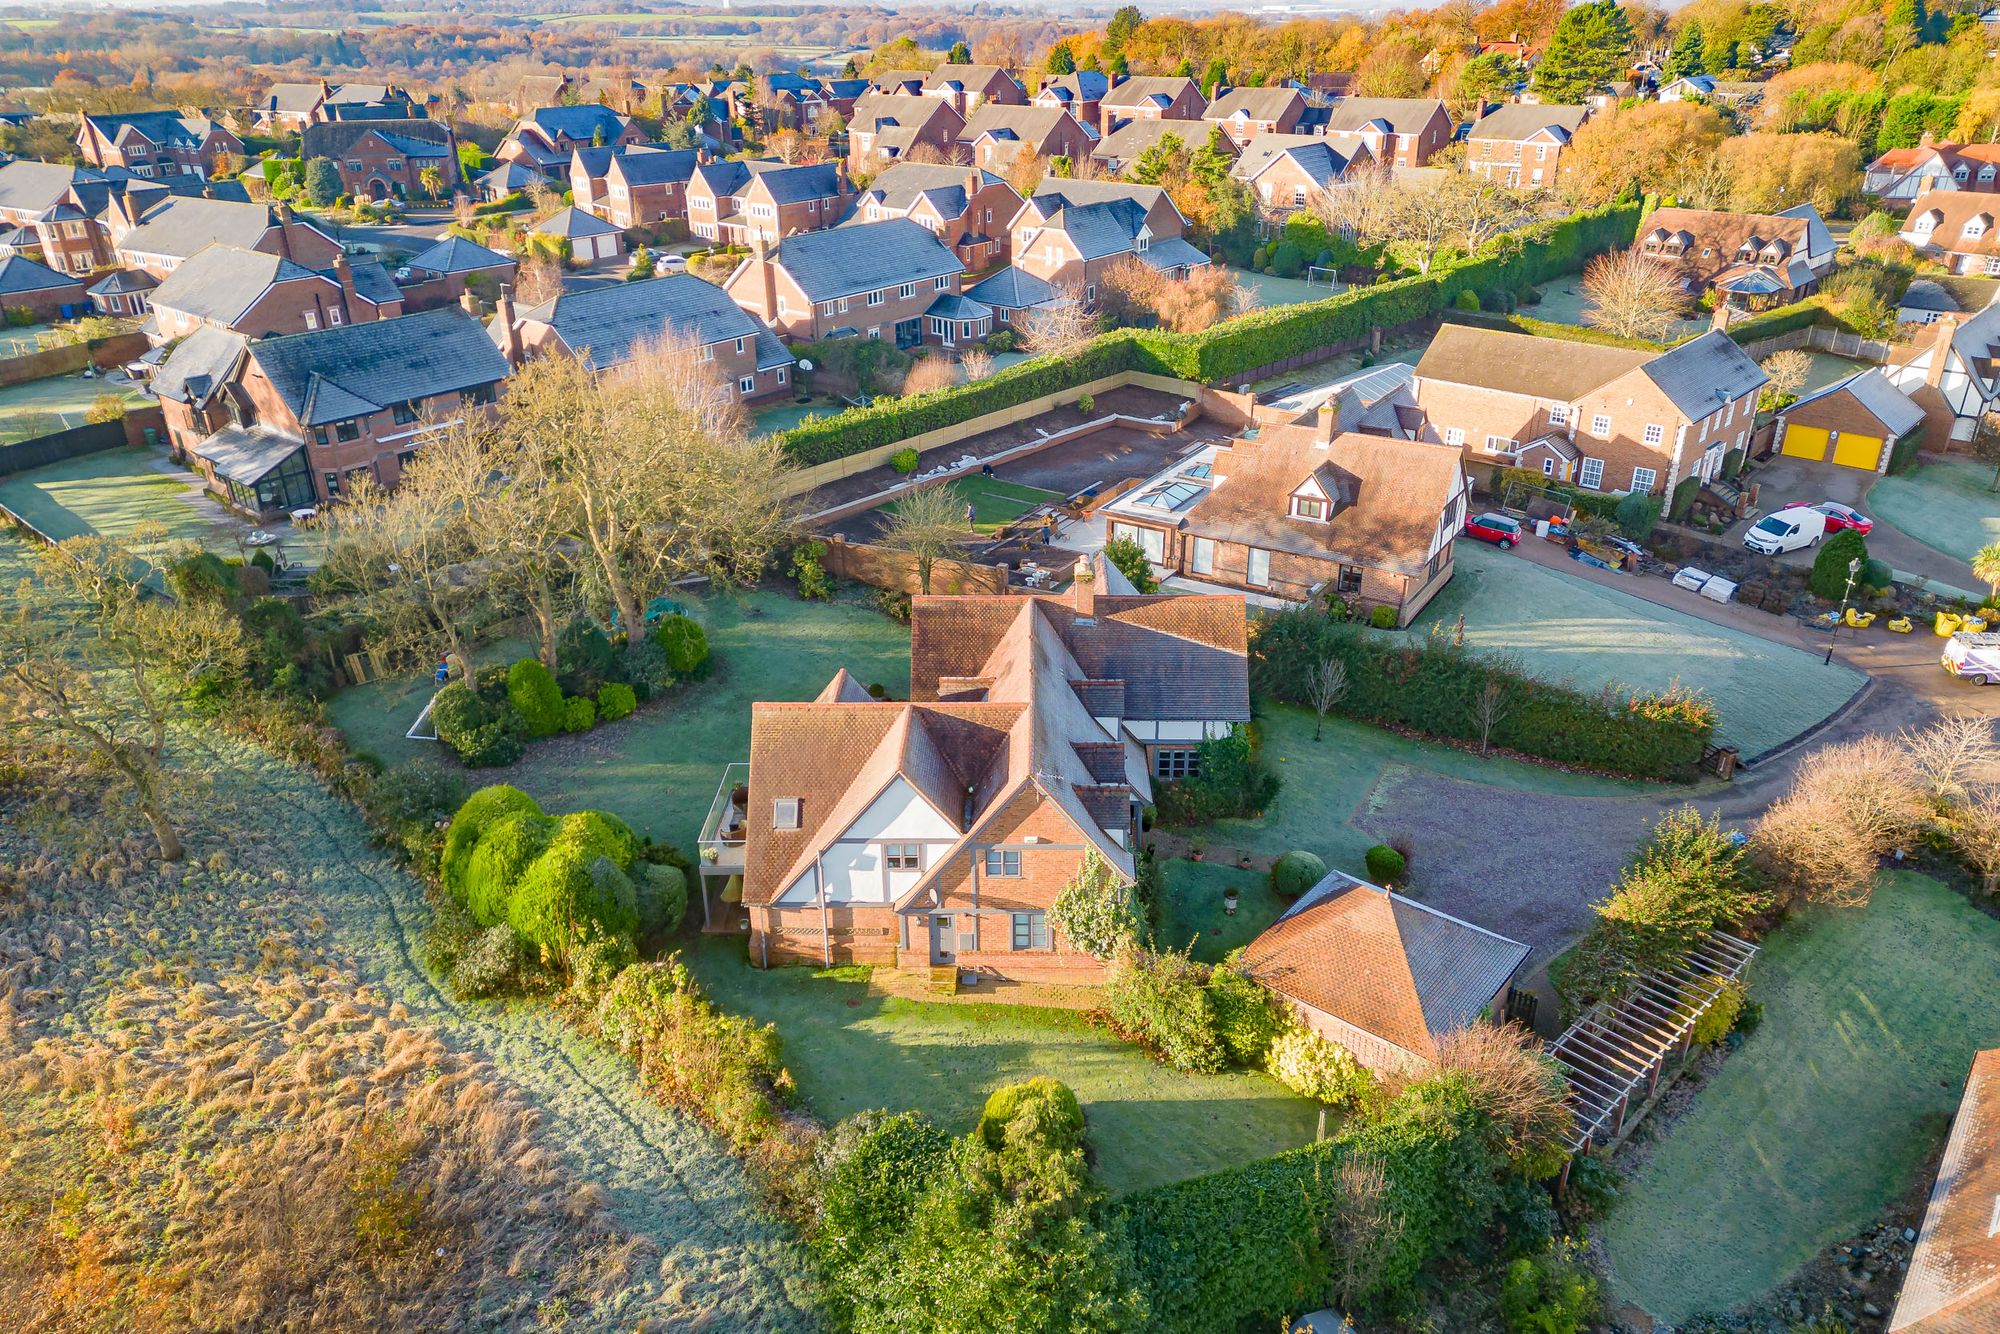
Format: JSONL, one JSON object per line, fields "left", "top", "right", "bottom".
{"left": 83, "top": 111, "right": 217, "bottom": 149}
{"left": 1637, "top": 331, "right": 1769, "bottom": 420}
{"left": 1137, "top": 236, "right": 1213, "bottom": 272}
{"left": 960, "top": 105, "right": 1079, "bottom": 149}
{"left": 300, "top": 118, "right": 453, "bottom": 164}
{"left": 1037, "top": 71, "right": 1111, "bottom": 106}
{"left": 1094, "top": 118, "right": 1219, "bottom": 167}
{"left": 1244, "top": 871, "right": 1529, "bottom": 1063}
{"left": 966, "top": 264, "right": 1058, "bottom": 310}
{"left": 524, "top": 104, "right": 629, "bottom": 143}
{"left": 1231, "top": 133, "right": 1358, "bottom": 188}
{"left": 534, "top": 205, "right": 619, "bottom": 239}
{"left": 691, "top": 158, "right": 841, "bottom": 205}
{"left": 1889, "top": 1048, "right": 2000, "bottom": 1333}
{"left": 479, "top": 161, "right": 551, "bottom": 193}
{"left": 608, "top": 147, "right": 699, "bottom": 188}
{"left": 151, "top": 324, "right": 248, "bottom": 407}
{"left": 116, "top": 197, "right": 280, "bottom": 260}
{"left": 1416, "top": 323, "right": 1653, "bottom": 403}
{"left": 0, "top": 160, "right": 102, "bottom": 214}
{"left": 1467, "top": 103, "right": 1588, "bottom": 142}
{"left": 406, "top": 234, "right": 513, "bottom": 277}
{"left": 1029, "top": 178, "right": 1172, "bottom": 216}
{"left": 0, "top": 253, "right": 81, "bottom": 295}
{"left": 1206, "top": 86, "right": 1306, "bottom": 123}
{"left": 1047, "top": 198, "right": 1153, "bottom": 260}
{"left": 507, "top": 272, "right": 787, "bottom": 371}
{"left": 763, "top": 218, "right": 962, "bottom": 302}
{"left": 1322, "top": 96, "right": 1448, "bottom": 136}
{"left": 88, "top": 268, "right": 157, "bottom": 296}
{"left": 925, "top": 291, "right": 991, "bottom": 320}
{"left": 148, "top": 243, "right": 326, "bottom": 323}
{"left": 849, "top": 162, "right": 1001, "bottom": 221}
{"left": 250, "top": 307, "right": 509, "bottom": 427}
{"left": 343, "top": 256, "right": 402, "bottom": 309}
{"left": 924, "top": 64, "right": 1015, "bottom": 95}
{"left": 1786, "top": 369, "right": 1926, "bottom": 438}
{"left": 1901, "top": 278, "right": 1960, "bottom": 313}
{"left": 1102, "top": 76, "right": 1200, "bottom": 111}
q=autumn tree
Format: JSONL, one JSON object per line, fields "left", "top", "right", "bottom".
{"left": 1532, "top": 0, "right": 1635, "bottom": 103}
{"left": 1, "top": 530, "right": 248, "bottom": 861}
{"left": 1718, "top": 132, "right": 1860, "bottom": 217}
{"left": 1580, "top": 251, "right": 1685, "bottom": 342}
{"left": 1005, "top": 146, "right": 1047, "bottom": 197}
{"left": 878, "top": 482, "right": 970, "bottom": 594}
{"left": 1557, "top": 101, "right": 1729, "bottom": 205}
{"left": 1019, "top": 288, "right": 1102, "bottom": 357}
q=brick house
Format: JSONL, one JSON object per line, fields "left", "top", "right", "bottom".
{"left": 1242, "top": 870, "right": 1529, "bottom": 1075}
{"left": 1773, "top": 369, "right": 1926, "bottom": 473}
{"left": 723, "top": 217, "right": 982, "bottom": 348}
{"left": 397, "top": 234, "right": 517, "bottom": 310}
{"left": 844, "top": 162, "right": 1022, "bottom": 271}
{"left": 574, "top": 146, "right": 700, "bottom": 229}
{"left": 489, "top": 272, "right": 794, "bottom": 401}
{"left": 110, "top": 197, "right": 342, "bottom": 278}
{"left": 1882, "top": 305, "right": 2000, "bottom": 445}
{"left": 1004, "top": 180, "right": 1208, "bottom": 300}
{"left": 685, "top": 158, "right": 850, "bottom": 245}
{"left": 76, "top": 111, "right": 243, "bottom": 179}
{"left": 88, "top": 268, "right": 157, "bottom": 317}
{"left": 846, "top": 94, "right": 966, "bottom": 176}
{"left": 0, "top": 254, "right": 87, "bottom": 321}
{"left": 917, "top": 64, "right": 1025, "bottom": 117}
{"left": 1464, "top": 104, "right": 1588, "bottom": 188}
{"left": 252, "top": 81, "right": 420, "bottom": 132}
{"left": 1231, "top": 133, "right": 1372, "bottom": 219}
{"left": 499, "top": 105, "right": 646, "bottom": 176}
{"left": 1092, "top": 118, "right": 1229, "bottom": 176}
{"left": 0, "top": 161, "right": 116, "bottom": 276}
{"left": 1097, "top": 76, "right": 1207, "bottom": 136}
{"left": 1864, "top": 133, "right": 2000, "bottom": 206}
{"left": 153, "top": 307, "right": 509, "bottom": 515}
{"left": 1636, "top": 204, "right": 1838, "bottom": 309}
{"left": 147, "top": 244, "right": 400, "bottom": 340}
{"left": 706, "top": 551, "right": 1249, "bottom": 976}
{"left": 1886, "top": 1048, "right": 2000, "bottom": 1334}
{"left": 1319, "top": 97, "right": 1455, "bottom": 169}
{"left": 1203, "top": 86, "right": 1307, "bottom": 147}
{"left": 1412, "top": 323, "right": 1769, "bottom": 495}
{"left": 1100, "top": 409, "right": 1469, "bottom": 622}
{"left": 301, "top": 119, "right": 460, "bottom": 202}
{"left": 957, "top": 106, "right": 1095, "bottom": 175}
{"left": 1033, "top": 70, "right": 1111, "bottom": 130}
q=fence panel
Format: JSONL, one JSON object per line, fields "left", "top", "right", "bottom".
{"left": 0, "top": 406, "right": 165, "bottom": 479}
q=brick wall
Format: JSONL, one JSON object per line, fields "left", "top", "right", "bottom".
{"left": 820, "top": 533, "right": 1008, "bottom": 594}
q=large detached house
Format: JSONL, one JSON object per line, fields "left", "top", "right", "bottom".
{"left": 686, "top": 158, "right": 850, "bottom": 246}
{"left": 1887, "top": 1048, "right": 1999, "bottom": 1334}
{"left": 499, "top": 105, "right": 646, "bottom": 175}
{"left": 1633, "top": 204, "right": 1837, "bottom": 309}
{"left": 915, "top": 64, "right": 1025, "bottom": 117}
{"left": 1006, "top": 180, "right": 1208, "bottom": 301}
{"left": 252, "top": 80, "right": 420, "bottom": 132}
{"left": 1899, "top": 188, "right": 2000, "bottom": 275}
{"left": 1093, "top": 118, "right": 1228, "bottom": 176}
{"left": 1884, "top": 303, "right": 2000, "bottom": 443}
{"left": 1203, "top": 86, "right": 1307, "bottom": 146}
{"left": 300, "top": 119, "right": 459, "bottom": 201}
{"left": 844, "top": 163, "right": 1023, "bottom": 272}
{"left": 957, "top": 106, "right": 1095, "bottom": 175}
{"left": 1097, "top": 76, "right": 1207, "bottom": 135}
{"left": 1101, "top": 401, "right": 1468, "bottom": 622}
{"left": 1231, "top": 133, "right": 1370, "bottom": 218}
{"left": 705, "top": 553, "right": 1249, "bottom": 979}
{"left": 1033, "top": 70, "right": 1112, "bottom": 129}
{"left": 147, "top": 245, "right": 400, "bottom": 340}
{"left": 1865, "top": 133, "right": 2000, "bottom": 205}
{"left": 154, "top": 307, "right": 509, "bottom": 515}
{"left": 1319, "top": 96, "right": 1454, "bottom": 168}
{"left": 573, "top": 146, "right": 700, "bottom": 229}
{"left": 1464, "top": 104, "right": 1588, "bottom": 188}
{"left": 0, "top": 161, "right": 115, "bottom": 275}
{"left": 110, "top": 196, "right": 342, "bottom": 278}
{"left": 844, "top": 94, "right": 966, "bottom": 175}
{"left": 726, "top": 219, "right": 983, "bottom": 349}
{"left": 1413, "top": 324, "right": 1767, "bottom": 495}
{"left": 76, "top": 111, "right": 242, "bottom": 179}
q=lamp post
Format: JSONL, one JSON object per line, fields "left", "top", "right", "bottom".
{"left": 1825, "top": 555, "right": 1862, "bottom": 666}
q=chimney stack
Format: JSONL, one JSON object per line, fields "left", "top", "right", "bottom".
{"left": 753, "top": 234, "right": 778, "bottom": 320}
{"left": 1070, "top": 556, "right": 1098, "bottom": 618}
{"left": 333, "top": 252, "right": 357, "bottom": 325}
{"left": 459, "top": 290, "right": 479, "bottom": 317}
{"left": 1315, "top": 400, "right": 1337, "bottom": 445}
{"left": 1926, "top": 314, "right": 1958, "bottom": 390}
{"left": 965, "top": 167, "right": 982, "bottom": 206}
{"left": 273, "top": 200, "right": 295, "bottom": 261}
{"left": 495, "top": 284, "right": 523, "bottom": 365}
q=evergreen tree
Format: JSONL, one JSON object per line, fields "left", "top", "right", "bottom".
{"left": 1081, "top": 52, "right": 1101, "bottom": 72}
{"left": 1105, "top": 5, "right": 1144, "bottom": 57}
{"left": 1201, "top": 56, "right": 1228, "bottom": 98}
{"left": 948, "top": 39, "right": 971, "bottom": 64}
{"left": 1665, "top": 22, "right": 1706, "bottom": 78}
{"left": 1173, "top": 56, "right": 1193, "bottom": 78}
{"left": 1047, "top": 39, "right": 1076, "bottom": 75}
{"left": 1108, "top": 52, "right": 1129, "bottom": 77}
{"left": 1532, "top": 0, "right": 1636, "bottom": 104}
{"left": 302, "top": 156, "right": 341, "bottom": 207}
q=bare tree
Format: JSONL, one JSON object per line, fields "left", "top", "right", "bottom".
{"left": 898, "top": 355, "right": 958, "bottom": 396}
{"left": 1306, "top": 654, "right": 1348, "bottom": 741}
{"left": 1903, "top": 715, "right": 2000, "bottom": 805}
{"left": 1474, "top": 677, "right": 1511, "bottom": 756}
{"left": 0, "top": 530, "right": 248, "bottom": 860}
{"left": 1580, "top": 251, "right": 1686, "bottom": 342}
{"left": 1324, "top": 1153, "right": 1407, "bottom": 1308}
{"left": 1308, "top": 160, "right": 1400, "bottom": 243}
{"left": 1950, "top": 785, "right": 2000, "bottom": 895}
{"left": 1759, "top": 348, "right": 1812, "bottom": 402}
{"left": 1752, "top": 736, "right": 1928, "bottom": 907}
{"left": 957, "top": 348, "right": 995, "bottom": 384}
{"left": 1019, "top": 287, "right": 1100, "bottom": 358}
{"left": 1436, "top": 172, "right": 1537, "bottom": 252}
{"left": 877, "top": 481, "right": 969, "bottom": 594}
{"left": 513, "top": 254, "right": 564, "bottom": 307}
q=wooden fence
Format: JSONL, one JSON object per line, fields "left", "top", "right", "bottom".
{"left": 0, "top": 406, "right": 165, "bottom": 479}
{"left": 1735, "top": 323, "right": 1892, "bottom": 364}
{"left": 0, "top": 332, "right": 151, "bottom": 388}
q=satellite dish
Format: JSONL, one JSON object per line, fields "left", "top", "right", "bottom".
{"left": 799, "top": 358, "right": 814, "bottom": 372}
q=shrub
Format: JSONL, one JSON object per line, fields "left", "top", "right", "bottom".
{"left": 1668, "top": 475, "right": 1699, "bottom": 522}
{"left": 977, "top": 1076, "right": 1085, "bottom": 1151}
{"left": 506, "top": 658, "right": 565, "bottom": 737}
{"left": 1270, "top": 242, "right": 1306, "bottom": 278}
{"left": 1271, "top": 849, "right": 1327, "bottom": 899}
{"left": 561, "top": 695, "right": 597, "bottom": 733}
{"left": 441, "top": 785, "right": 541, "bottom": 899}
{"left": 1102, "top": 535, "right": 1160, "bottom": 593}
{"left": 1368, "top": 603, "right": 1397, "bottom": 629}
{"left": 1364, "top": 844, "right": 1407, "bottom": 885}
{"left": 656, "top": 613, "right": 710, "bottom": 677}
{"left": 556, "top": 617, "right": 616, "bottom": 695}
{"left": 1264, "top": 1022, "right": 1373, "bottom": 1105}
{"left": 634, "top": 861, "right": 688, "bottom": 937}
{"left": 1077, "top": 390, "right": 1096, "bottom": 414}
{"left": 565, "top": 926, "right": 638, "bottom": 997}
{"left": 1615, "top": 490, "right": 1662, "bottom": 540}
{"left": 1206, "top": 956, "right": 1282, "bottom": 1066}
{"left": 1454, "top": 288, "right": 1482, "bottom": 312}
{"left": 1809, "top": 528, "right": 1869, "bottom": 600}
{"left": 1692, "top": 977, "right": 1747, "bottom": 1045}
{"left": 809, "top": 1109, "right": 956, "bottom": 1325}
{"left": 363, "top": 761, "right": 464, "bottom": 870}
{"left": 1499, "top": 1243, "right": 1601, "bottom": 1334}
{"left": 448, "top": 924, "right": 521, "bottom": 998}
{"left": 790, "top": 538, "right": 833, "bottom": 599}
{"left": 1154, "top": 725, "right": 1279, "bottom": 825}
{"left": 620, "top": 635, "right": 673, "bottom": 699}
{"left": 1049, "top": 849, "right": 1139, "bottom": 958}
{"left": 463, "top": 810, "right": 556, "bottom": 926}
{"left": 596, "top": 682, "right": 636, "bottom": 721}
{"left": 166, "top": 551, "right": 241, "bottom": 604}
{"left": 432, "top": 680, "right": 528, "bottom": 767}
{"left": 1105, "top": 945, "right": 1224, "bottom": 1073}
{"left": 890, "top": 446, "right": 921, "bottom": 474}
{"left": 505, "top": 811, "right": 640, "bottom": 955}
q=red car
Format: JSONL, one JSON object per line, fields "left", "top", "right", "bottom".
{"left": 1465, "top": 512, "right": 1523, "bottom": 548}
{"left": 1782, "top": 500, "right": 1874, "bottom": 535}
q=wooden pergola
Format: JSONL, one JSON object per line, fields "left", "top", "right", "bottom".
{"left": 1548, "top": 930, "right": 1760, "bottom": 1182}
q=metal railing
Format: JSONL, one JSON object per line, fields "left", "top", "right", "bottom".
{"left": 697, "top": 761, "right": 750, "bottom": 875}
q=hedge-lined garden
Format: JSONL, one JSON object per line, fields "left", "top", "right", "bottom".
{"left": 774, "top": 202, "right": 1645, "bottom": 467}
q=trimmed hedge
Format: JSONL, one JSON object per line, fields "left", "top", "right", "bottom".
{"left": 1444, "top": 309, "right": 1663, "bottom": 352}
{"left": 1887, "top": 427, "right": 1925, "bottom": 476}
{"left": 774, "top": 202, "right": 1644, "bottom": 467}
{"left": 1724, "top": 299, "right": 1823, "bottom": 347}
{"left": 1253, "top": 613, "right": 1714, "bottom": 780}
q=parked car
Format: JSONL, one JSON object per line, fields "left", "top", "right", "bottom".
{"left": 1942, "top": 632, "right": 2000, "bottom": 684}
{"left": 1783, "top": 500, "right": 1873, "bottom": 535}
{"left": 1743, "top": 506, "right": 1827, "bottom": 555}
{"left": 1465, "top": 512, "right": 1523, "bottom": 548}
{"left": 659, "top": 254, "right": 688, "bottom": 274}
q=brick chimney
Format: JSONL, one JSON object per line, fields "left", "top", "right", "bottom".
{"left": 273, "top": 201, "right": 295, "bottom": 260}
{"left": 459, "top": 290, "right": 479, "bottom": 317}
{"left": 752, "top": 234, "right": 777, "bottom": 321}
{"left": 1070, "top": 556, "right": 1097, "bottom": 617}
{"left": 1920, "top": 129, "right": 1935, "bottom": 149}
{"left": 965, "top": 167, "right": 983, "bottom": 212}
{"left": 1926, "top": 313, "right": 1959, "bottom": 389}
{"left": 333, "top": 252, "right": 357, "bottom": 324}
{"left": 494, "top": 284, "right": 523, "bottom": 365}
{"left": 1315, "top": 400, "right": 1337, "bottom": 445}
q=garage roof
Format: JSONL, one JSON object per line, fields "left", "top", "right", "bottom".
{"left": 1788, "top": 369, "right": 1926, "bottom": 439}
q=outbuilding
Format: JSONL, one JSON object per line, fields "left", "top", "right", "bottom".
{"left": 1775, "top": 369, "right": 1927, "bottom": 473}
{"left": 533, "top": 206, "right": 623, "bottom": 264}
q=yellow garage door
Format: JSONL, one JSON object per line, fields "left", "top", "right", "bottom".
{"left": 1782, "top": 425, "right": 1830, "bottom": 460}
{"left": 1832, "top": 432, "right": 1882, "bottom": 469}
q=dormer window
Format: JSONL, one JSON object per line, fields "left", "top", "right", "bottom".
{"left": 772, "top": 797, "right": 800, "bottom": 830}
{"left": 1983, "top": 166, "right": 1996, "bottom": 183}
{"left": 1291, "top": 496, "right": 1328, "bottom": 521}
{"left": 1915, "top": 211, "right": 1940, "bottom": 233}
{"left": 1967, "top": 217, "right": 1990, "bottom": 240}
{"left": 1956, "top": 165, "right": 1970, "bottom": 180}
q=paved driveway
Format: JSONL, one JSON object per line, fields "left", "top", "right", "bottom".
{"left": 1723, "top": 452, "right": 1976, "bottom": 591}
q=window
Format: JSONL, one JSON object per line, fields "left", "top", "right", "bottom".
{"left": 776, "top": 367, "right": 787, "bottom": 385}
{"left": 1246, "top": 547, "right": 1271, "bottom": 587}
{"left": 323, "top": 471, "right": 340, "bottom": 497}
{"left": 983, "top": 848, "right": 1020, "bottom": 877}
{"left": 867, "top": 289, "right": 885, "bottom": 306}
{"left": 935, "top": 275, "right": 950, "bottom": 290}
{"left": 334, "top": 418, "right": 363, "bottom": 443}
{"left": 1011, "top": 912, "right": 1049, "bottom": 950}
{"left": 1337, "top": 565, "right": 1363, "bottom": 594}
{"left": 1290, "top": 496, "right": 1327, "bottom": 520}
{"left": 734, "top": 336, "right": 745, "bottom": 354}
{"left": 739, "top": 375, "right": 756, "bottom": 394}
{"left": 818, "top": 301, "right": 836, "bottom": 316}
{"left": 1630, "top": 466, "right": 1657, "bottom": 493}
{"left": 386, "top": 159, "right": 403, "bottom": 172}
{"left": 462, "top": 382, "right": 496, "bottom": 406}
{"left": 1590, "top": 413, "right": 1611, "bottom": 436}
{"left": 884, "top": 844, "right": 921, "bottom": 870}
{"left": 1642, "top": 423, "right": 1665, "bottom": 448}
{"left": 772, "top": 798, "right": 800, "bottom": 830}
{"left": 328, "top": 307, "right": 343, "bottom": 326}
{"left": 1190, "top": 536, "right": 1215, "bottom": 575}
{"left": 1483, "top": 434, "right": 1517, "bottom": 454}
{"left": 1442, "top": 426, "right": 1465, "bottom": 446}
{"left": 1578, "top": 457, "right": 1604, "bottom": 489}
{"left": 1155, "top": 748, "right": 1199, "bottom": 779}
{"left": 391, "top": 400, "right": 419, "bottom": 425}
{"left": 1541, "top": 456, "right": 1555, "bottom": 476}
{"left": 1547, "top": 405, "right": 1570, "bottom": 427}
{"left": 304, "top": 311, "right": 318, "bottom": 331}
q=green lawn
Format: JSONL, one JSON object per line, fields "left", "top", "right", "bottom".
{"left": 1601, "top": 873, "right": 2000, "bottom": 1322}
{"left": 890, "top": 476, "right": 1063, "bottom": 534}
{"left": 1155, "top": 857, "right": 1288, "bottom": 962}
{"left": 1414, "top": 540, "right": 1865, "bottom": 758}
{"left": 0, "top": 376, "right": 149, "bottom": 445}
{"left": 324, "top": 592, "right": 913, "bottom": 849}
{"left": 682, "top": 936, "right": 1320, "bottom": 1196}
{"left": 1231, "top": 267, "right": 1338, "bottom": 307}
{"left": 1870, "top": 457, "right": 2000, "bottom": 566}
{"left": 0, "top": 445, "right": 232, "bottom": 546}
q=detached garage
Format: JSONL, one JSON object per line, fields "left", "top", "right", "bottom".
{"left": 1775, "top": 369, "right": 1926, "bottom": 473}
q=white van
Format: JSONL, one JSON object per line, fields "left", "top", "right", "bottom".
{"left": 1742, "top": 506, "right": 1827, "bottom": 555}
{"left": 1942, "top": 632, "right": 2000, "bottom": 685}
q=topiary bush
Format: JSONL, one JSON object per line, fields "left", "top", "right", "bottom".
{"left": 890, "top": 446, "right": 920, "bottom": 474}
{"left": 507, "top": 658, "right": 565, "bottom": 737}
{"left": 432, "top": 679, "right": 529, "bottom": 768}
{"left": 977, "top": 1075, "right": 1084, "bottom": 1151}
{"left": 1206, "top": 956, "right": 1282, "bottom": 1066}
{"left": 1454, "top": 288, "right": 1481, "bottom": 312}
{"left": 656, "top": 614, "right": 709, "bottom": 677}
{"left": 1270, "top": 850, "right": 1326, "bottom": 899}
{"left": 561, "top": 695, "right": 597, "bottom": 733}
{"left": 505, "top": 811, "right": 641, "bottom": 954}
{"left": 1809, "top": 528, "right": 1869, "bottom": 600}
{"left": 635, "top": 861, "right": 688, "bottom": 937}
{"left": 442, "top": 784, "right": 542, "bottom": 899}
{"left": 1364, "top": 843, "right": 1406, "bottom": 884}
{"left": 1368, "top": 604, "right": 1397, "bottom": 629}
{"left": 596, "top": 681, "right": 636, "bottom": 721}
{"left": 464, "top": 810, "right": 556, "bottom": 926}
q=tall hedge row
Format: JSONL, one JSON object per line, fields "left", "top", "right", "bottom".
{"left": 1252, "top": 612, "right": 1715, "bottom": 780}
{"left": 775, "top": 202, "right": 1645, "bottom": 467}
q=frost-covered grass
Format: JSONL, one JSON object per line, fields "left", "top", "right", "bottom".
{"left": 1870, "top": 456, "right": 2000, "bottom": 566}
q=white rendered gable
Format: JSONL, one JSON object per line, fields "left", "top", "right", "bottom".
{"left": 775, "top": 776, "right": 961, "bottom": 906}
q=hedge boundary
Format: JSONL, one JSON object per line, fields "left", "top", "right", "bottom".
{"left": 774, "top": 202, "right": 1644, "bottom": 467}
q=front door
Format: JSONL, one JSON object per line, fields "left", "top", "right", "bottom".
{"left": 931, "top": 912, "right": 954, "bottom": 963}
